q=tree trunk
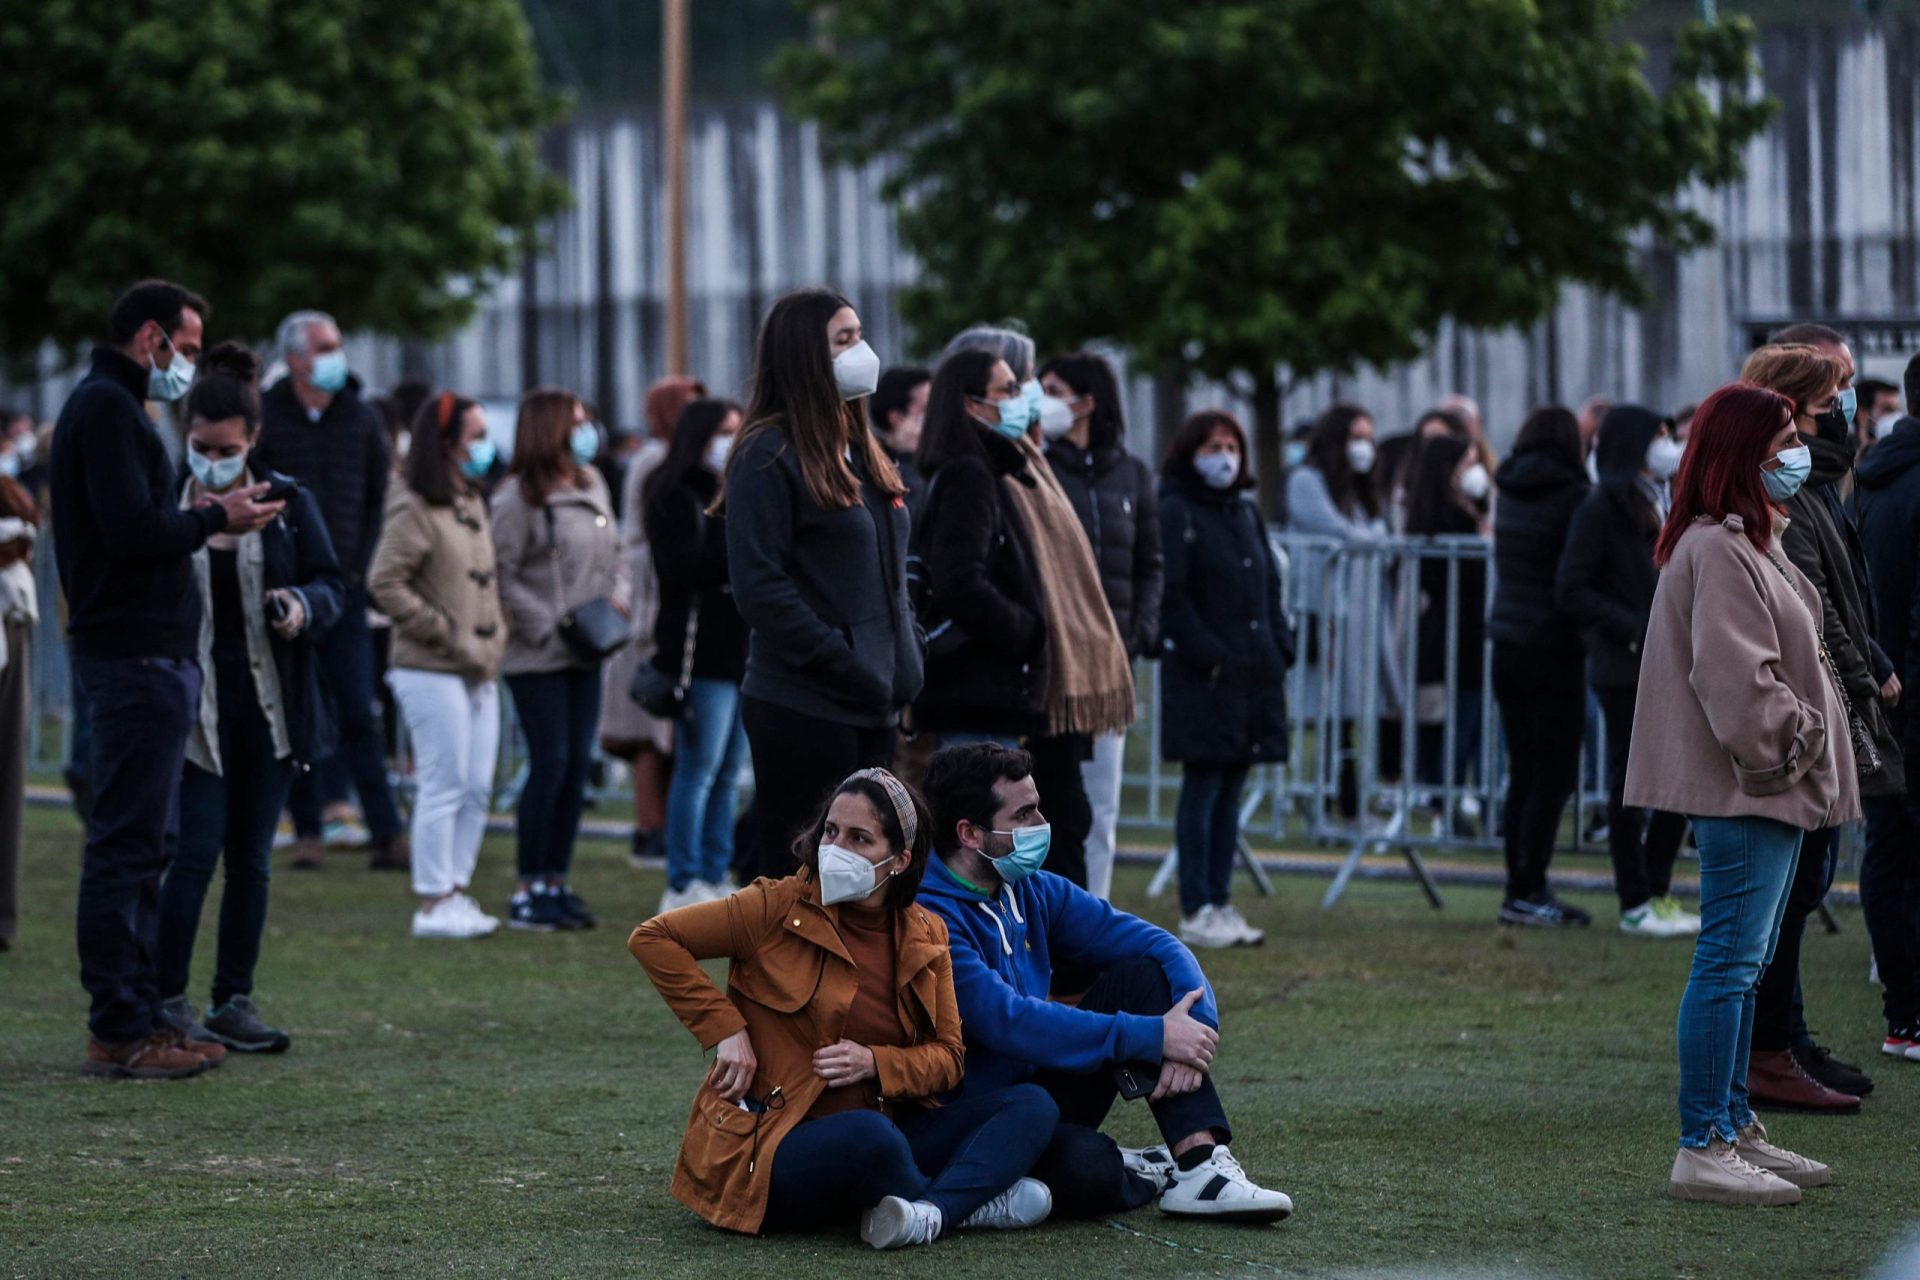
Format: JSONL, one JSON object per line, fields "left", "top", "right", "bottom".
{"left": 1252, "top": 369, "right": 1283, "bottom": 520}
{"left": 1151, "top": 354, "right": 1189, "bottom": 467}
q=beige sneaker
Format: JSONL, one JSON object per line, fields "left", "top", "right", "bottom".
{"left": 1668, "top": 1137, "right": 1802, "bottom": 1206}
{"left": 1736, "top": 1121, "right": 1831, "bottom": 1188}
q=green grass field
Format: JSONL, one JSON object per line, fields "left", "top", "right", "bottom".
{"left": 2, "top": 802, "right": 1916, "bottom": 1279}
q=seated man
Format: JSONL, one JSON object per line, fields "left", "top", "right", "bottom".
{"left": 918, "top": 742, "right": 1292, "bottom": 1222}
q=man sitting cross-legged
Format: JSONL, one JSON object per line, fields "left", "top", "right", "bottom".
{"left": 917, "top": 741, "right": 1293, "bottom": 1222}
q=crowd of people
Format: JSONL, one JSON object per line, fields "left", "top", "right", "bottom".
{"left": 0, "top": 277, "right": 1917, "bottom": 1236}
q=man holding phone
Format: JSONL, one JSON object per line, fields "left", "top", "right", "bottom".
{"left": 50, "top": 280, "right": 283, "bottom": 1079}
{"left": 918, "top": 742, "right": 1294, "bottom": 1223}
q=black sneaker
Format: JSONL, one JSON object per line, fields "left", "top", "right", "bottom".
{"left": 202, "top": 995, "right": 292, "bottom": 1054}
{"left": 1794, "top": 1041, "right": 1875, "bottom": 1096}
{"left": 157, "top": 995, "right": 220, "bottom": 1043}
{"left": 507, "top": 891, "right": 563, "bottom": 933}
{"left": 552, "top": 886, "right": 597, "bottom": 930}
{"left": 1499, "top": 892, "right": 1593, "bottom": 928}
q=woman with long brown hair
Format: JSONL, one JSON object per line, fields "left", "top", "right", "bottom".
{"left": 491, "top": 387, "right": 630, "bottom": 932}
{"left": 717, "top": 288, "right": 922, "bottom": 880}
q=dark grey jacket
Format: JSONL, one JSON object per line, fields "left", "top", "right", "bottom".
{"left": 1045, "top": 439, "right": 1164, "bottom": 658}
{"left": 724, "top": 426, "right": 923, "bottom": 728}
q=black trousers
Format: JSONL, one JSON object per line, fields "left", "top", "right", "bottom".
{"left": 1596, "top": 685, "right": 1689, "bottom": 911}
{"left": 1028, "top": 958, "right": 1232, "bottom": 1219}
{"left": 1862, "top": 793, "right": 1920, "bottom": 1032}
{"left": 1491, "top": 643, "right": 1586, "bottom": 900}
{"left": 740, "top": 696, "right": 894, "bottom": 882}
{"left": 1026, "top": 733, "right": 1092, "bottom": 889}
{"left": 1752, "top": 827, "right": 1836, "bottom": 1053}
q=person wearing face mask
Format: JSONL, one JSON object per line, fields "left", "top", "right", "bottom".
{"left": 1738, "top": 344, "right": 1900, "bottom": 1108}
{"left": 869, "top": 367, "right": 931, "bottom": 522}
{"left": 370, "top": 392, "right": 509, "bottom": 940}
{"left": 1155, "top": 411, "right": 1290, "bottom": 947}
{"left": 917, "top": 742, "right": 1295, "bottom": 1223}
{"left": 717, "top": 289, "right": 920, "bottom": 882}
{"left": 630, "top": 767, "right": 1060, "bottom": 1248}
{"left": 1038, "top": 353, "right": 1164, "bottom": 902}
{"left": 153, "top": 344, "right": 345, "bottom": 1056}
{"left": 643, "top": 399, "right": 751, "bottom": 914}
{"left": 1556, "top": 407, "right": 1700, "bottom": 940}
{"left": 489, "top": 388, "right": 632, "bottom": 932}
{"left": 252, "top": 310, "right": 407, "bottom": 873}
{"left": 51, "top": 280, "right": 285, "bottom": 1080}
{"left": 1626, "top": 383, "right": 1859, "bottom": 1206}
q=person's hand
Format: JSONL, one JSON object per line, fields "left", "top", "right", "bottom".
{"left": 1161, "top": 989, "right": 1218, "bottom": 1070}
{"left": 1150, "top": 1059, "right": 1205, "bottom": 1102}
{"left": 213, "top": 483, "right": 284, "bottom": 535}
{"left": 267, "top": 589, "right": 306, "bottom": 638}
{"left": 1882, "top": 673, "right": 1902, "bottom": 706}
{"left": 707, "top": 1029, "right": 757, "bottom": 1103}
{"left": 812, "top": 1040, "right": 877, "bottom": 1088}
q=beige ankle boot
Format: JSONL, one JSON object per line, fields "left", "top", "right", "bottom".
{"left": 1668, "top": 1137, "right": 1802, "bottom": 1206}
{"left": 1735, "top": 1120, "right": 1831, "bottom": 1188}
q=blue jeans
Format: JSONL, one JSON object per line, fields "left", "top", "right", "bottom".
{"left": 157, "top": 654, "right": 293, "bottom": 1007}
{"left": 1676, "top": 815, "right": 1803, "bottom": 1147}
{"left": 73, "top": 655, "right": 201, "bottom": 1043}
{"left": 763, "top": 1084, "right": 1059, "bottom": 1232}
{"left": 1175, "top": 764, "right": 1250, "bottom": 916}
{"left": 664, "top": 678, "right": 747, "bottom": 892}
{"left": 505, "top": 666, "right": 604, "bottom": 881}
{"left": 289, "top": 583, "right": 402, "bottom": 842}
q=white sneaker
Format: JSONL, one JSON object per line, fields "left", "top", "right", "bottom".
{"left": 1157, "top": 1146, "right": 1293, "bottom": 1222}
{"left": 860, "top": 1196, "right": 943, "bottom": 1249}
{"left": 1620, "top": 902, "right": 1680, "bottom": 938}
{"left": 657, "top": 883, "right": 707, "bottom": 915}
{"left": 957, "top": 1177, "right": 1051, "bottom": 1230}
{"left": 453, "top": 892, "right": 501, "bottom": 934}
{"left": 1651, "top": 896, "right": 1701, "bottom": 937}
{"left": 691, "top": 879, "right": 732, "bottom": 903}
{"left": 411, "top": 898, "right": 492, "bottom": 940}
{"left": 1120, "top": 1145, "right": 1177, "bottom": 1195}
{"left": 1215, "top": 903, "right": 1266, "bottom": 947}
{"left": 1180, "top": 906, "right": 1237, "bottom": 950}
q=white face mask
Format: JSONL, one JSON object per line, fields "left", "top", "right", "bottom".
{"left": 1645, "top": 436, "right": 1684, "bottom": 481}
{"left": 833, "top": 340, "right": 882, "bottom": 402}
{"left": 1346, "top": 438, "right": 1377, "bottom": 475}
{"left": 818, "top": 842, "right": 899, "bottom": 907}
{"left": 1458, "top": 463, "right": 1491, "bottom": 502}
{"left": 188, "top": 448, "right": 247, "bottom": 492}
{"left": 705, "top": 433, "right": 734, "bottom": 473}
{"left": 1194, "top": 450, "right": 1240, "bottom": 490}
{"left": 1038, "top": 394, "right": 1076, "bottom": 439}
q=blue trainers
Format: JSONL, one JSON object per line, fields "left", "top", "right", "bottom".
{"left": 552, "top": 885, "right": 596, "bottom": 931}
{"left": 507, "top": 889, "right": 565, "bottom": 933}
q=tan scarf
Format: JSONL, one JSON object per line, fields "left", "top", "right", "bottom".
{"left": 1000, "top": 434, "right": 1135, "bottom": 736}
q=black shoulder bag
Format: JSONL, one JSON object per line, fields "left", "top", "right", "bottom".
{"left": 545, "top": 505, "right": 627, "bottom": 663}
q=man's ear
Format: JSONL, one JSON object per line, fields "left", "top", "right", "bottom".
{"left": 954, "top": 819, "right": 982, "bottom": 853}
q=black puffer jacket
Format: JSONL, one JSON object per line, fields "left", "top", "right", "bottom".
{"left": 1489, "top": 451, "right": 1590, "bottom": 653}
{"left": 645, "top": 467, "right": 748, "bottom": 685}
{"left": 1157, "top": 476, "right": 1293, "bottom": 765}
{"left": 252, "top": 376, "right": 390, "bottom": 579}
{"left": 911, "top": 431, "right": 1049, "bottom": 736}
{"left": 1555, "top": 407, "right": 1663, "bottom": 691}
{"left": 1856, "top": 417, "right": 1920, "bottom": 756}
{"left": 1045, "top": 439, "right": 1164, "bottom": 658}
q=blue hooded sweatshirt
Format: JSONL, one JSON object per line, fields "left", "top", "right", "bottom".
{"left": 918, "top": 856, "right": 1218, "bottom": 1098}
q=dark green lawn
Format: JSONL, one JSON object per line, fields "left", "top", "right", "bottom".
{"left": 2, "top": 803, "right": 1916, "bottom": 1279}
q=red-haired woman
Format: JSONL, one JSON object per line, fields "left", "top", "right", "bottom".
{"left": 1625, "top": 384, "right": 1860, "bottom": 1207}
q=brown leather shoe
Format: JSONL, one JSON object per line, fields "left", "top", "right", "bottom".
{"left": 159, "top": 1025, "right": 227, "bottom": 1066}
{"left": 290, "top": 836, "right": 324, "bottom": 870}
{"left": 369, "top": 834, "right": 411, "bottom": 872}
{"left": 84, "top": 1033, "right": 212, "bottom": 1080}
{"left": 1748, "top": 1048, "right": 1861, "bottom": 1113}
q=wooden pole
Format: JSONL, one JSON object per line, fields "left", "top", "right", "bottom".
{"left": 663, "top": 0, "right": 689, "bottom": 376}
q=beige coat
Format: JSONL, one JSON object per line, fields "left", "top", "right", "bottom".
{"left": 368, "top": 484, "right": 507, "bottom": 682}
{"left": 489, "top": 469, "right": 630, "bottom": 676}
{"left": 1625, "top": 514, "right": 1861, "bottom": 830}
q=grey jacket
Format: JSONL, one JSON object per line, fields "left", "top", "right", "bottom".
{"left": 490, "top": 468, "right": 631, "bottom": 676}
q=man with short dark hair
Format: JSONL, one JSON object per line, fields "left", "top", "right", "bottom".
{"left": 1857, "top": 377, "right": 1901, "bottom": 453}
{"left": 917, "top": 742, "right": 1293, "bottom": 1223}
{"left": 252, "top": 310, "right": 403, "bottom": 870}
{"left": 52, "top": 279, "right": 283, "bottom": 1079}
{"left": 869, "top": 366, "right": 930, "bottom": 520}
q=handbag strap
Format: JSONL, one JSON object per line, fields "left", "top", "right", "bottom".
{"left": 542, "top": 503, "right": 573, "bottom": 624}
{"left": 1762, "top": 547, "right": 1861, "bottom": 724}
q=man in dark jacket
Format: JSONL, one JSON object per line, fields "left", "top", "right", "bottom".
{"left": 1850, "top": 351, "right": 1920, "bottom": 1075}
{"left": 870, "top": 366, "right": 930, "bottom": 522}
{"left": 252, "top": 309, "right": 404, "bottom": 870}
{"left": 50, "top": 279, "right": 283, "bottom": 1079}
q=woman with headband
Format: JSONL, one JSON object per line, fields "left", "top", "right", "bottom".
{"left": 630, "top": 767, "right": 1061, "bottom": 1248}
{"left": 370, "top": 391, "right": 508, "bottom": 940}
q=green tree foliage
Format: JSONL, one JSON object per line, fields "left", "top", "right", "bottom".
{"left": 0, "top": 0, "right": 570, "bottom": 363}
{"left": 777, "top": 0, "right": 1773, "bottom": 467}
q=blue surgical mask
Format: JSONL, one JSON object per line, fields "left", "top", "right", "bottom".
{"left": 1283, "top": 441, "right": 1309, "bottom": 469}
{"left": 460, "top": 436, "right": 498, "bottom": 480}
{"left": 188, "top": 448, "right": 247, "bottom": 491}
{"left": 980, "top": 394, "right": 1033, "bottom": 441}
{"left": 1761, "top": 444, "right": 1812, "bottom": 501}
{"left": 1839, "top": 386, "right": 1857, "bottom": 428}
{"left": 987, "top": 823, "right": 1052, "bottom": 882}
{"left": 148, "top": 331, "right": 195, "bottom": 402}
{"left": 569, "top": 421, "right": 600, "bottom": 466}
{"left": 0, "top": 451, "right": 18, "bottom": 480}
{"left": 309, "top": 350, "right": 349, "bottom": 394}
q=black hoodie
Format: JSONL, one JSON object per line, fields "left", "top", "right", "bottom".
{"left": 1554, "top": 406, "right": 1664, "bottom": 690}
{"left": 1849, "top": 418, "right": 1920, "bottom": 730}
{"left": 1489, "top": 449, "right": 1590, "bottom": 651}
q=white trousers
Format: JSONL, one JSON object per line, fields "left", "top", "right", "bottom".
{"left": 389, "top": 669, "right": 500, "bottom": 899}
{"left": 1080, "top": 730, "right": 1127, "bottom": 900}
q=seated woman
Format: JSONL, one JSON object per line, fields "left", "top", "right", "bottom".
{"left": 629, "top": 768, "right": 1060, "bottom": 1249}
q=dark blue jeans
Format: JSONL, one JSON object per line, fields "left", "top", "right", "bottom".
{"left": 1175, "top": 764, "right": 1250, "bottom": 916}
{"left": 504, "top": 666, "right": 603, "bottom": 880}
{"left": 157, "top": 655, "right": 293, "bottom": 1008}
{"left": 289, "top": 583, "right": 401, "bottom": 842}
{"left": 73, "top": 655, "right": 200, "bottom": 1044}
{"left": 763, "top": 1084, "right": 1059, "bottom": 1232}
